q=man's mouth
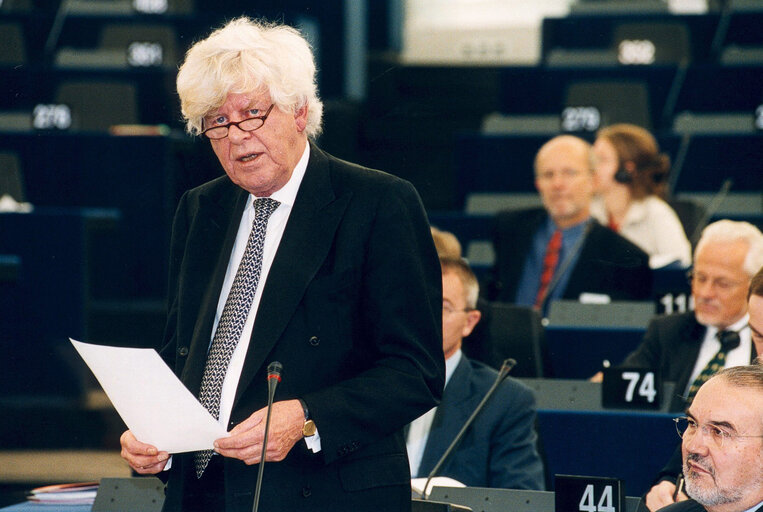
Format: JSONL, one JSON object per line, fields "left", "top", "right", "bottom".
{"left": 686, "top": 457, "right": 714, "bottom": 479}
{"left": 238, "top": 152, "right": 260, "bottom": 163}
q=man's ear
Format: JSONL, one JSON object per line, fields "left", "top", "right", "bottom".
{"left": 294, "top": 104, "right": 308, "bottom": 132}
{"left": 462, "top": 310, "right": 482, "bottom": 338}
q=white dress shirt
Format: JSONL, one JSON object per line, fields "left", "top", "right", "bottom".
{"left": 684, "top": 314, "right": 752, "bottom": 397}
{"left": 210, "top": 141, "right": 320, "bottom": 452}
{"left": 590, "top": 195, "right": 692, "bottom": 268}
{"left": 406, "top": 349, "right": 462, "bottom": 478}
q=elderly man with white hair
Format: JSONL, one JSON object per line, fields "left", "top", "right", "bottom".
{"left": 119, "top": 17, "right": 443, "bottom": 512}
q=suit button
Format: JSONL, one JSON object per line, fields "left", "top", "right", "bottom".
{"left": 308, "top": 336, "right": 320, "bottom": 346}
{"left": 302, "top": 486, "right": 311, "bottom": 498}
{"left": 177, "top": 346, "right": 189, "bottom": 357}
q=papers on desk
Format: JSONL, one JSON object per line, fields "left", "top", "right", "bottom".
{"left": 70, "top": 339, "right": 228, "bottom": 453}
{"left": 28, "top": 482, "right": 98, "bottom": 505}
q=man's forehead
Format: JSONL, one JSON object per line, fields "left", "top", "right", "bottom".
{"left": 207, "top": 91, "right": 269, "bottom": 116}
{"left": 691, "top": 378, "right": 763, "bottom": 429}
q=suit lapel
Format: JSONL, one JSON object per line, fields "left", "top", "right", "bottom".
{"left": 673, "top": 315, "right": 706, "bottom": 407}
{"left": 181, "top": 183, "right": 249, "bottom": 395}
{"left": 419, "top": 357, "right": 472, "bottom": 476}
{"left": 233, "top": 145, "right": 351, "bottom": 407}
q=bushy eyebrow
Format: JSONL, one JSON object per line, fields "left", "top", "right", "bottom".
{"left": 685, "top": 411, "right": 738, "bottom": 433}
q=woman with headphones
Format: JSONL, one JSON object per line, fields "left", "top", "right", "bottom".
{"left": 591, "top": 123, "right": 692, "bottom": 268}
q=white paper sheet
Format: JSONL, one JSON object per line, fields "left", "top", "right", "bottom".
{"left": 70, "top": 338, "right": 228, "bottom": 453}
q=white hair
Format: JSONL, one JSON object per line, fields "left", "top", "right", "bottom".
{"left": 695, "top": 220, "right": 763, "bottom": 277}
{"left": 176, "top": 17, "right": 323, "bottom": 138}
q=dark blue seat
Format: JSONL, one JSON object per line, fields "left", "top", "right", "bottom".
{"left": 537, "top": 409, "right": 679, "bottom": 497}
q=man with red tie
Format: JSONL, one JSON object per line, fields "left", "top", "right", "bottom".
{"left": 490, "top": 135, "right": 651, "bottom": 315}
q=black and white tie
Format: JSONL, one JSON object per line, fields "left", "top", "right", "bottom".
{"left": 194, "top": 197, "right": 280, "bottom": 478}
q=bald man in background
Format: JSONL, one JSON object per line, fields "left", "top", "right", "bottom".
{"left": 489, "top": 135, "right": 651, "bottom": 315}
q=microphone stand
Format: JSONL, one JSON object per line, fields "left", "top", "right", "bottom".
{"left": 422, "top": 358, "right": 517, "bottom": 499}
{"left": 252, "top": 361, "right": 282, "bottom": 512}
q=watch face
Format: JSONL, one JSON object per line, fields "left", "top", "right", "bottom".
{"left": 303, "top": 420, "right": 317, "bottom": 437}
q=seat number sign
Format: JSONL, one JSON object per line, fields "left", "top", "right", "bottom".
{"left": 555, "top": 475, "right": 625, "bottom": 512}
{"left": 602, "top": 367, "right": 661, "bottom": 409}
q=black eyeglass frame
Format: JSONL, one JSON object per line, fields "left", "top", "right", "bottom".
{"left": 200, "top": 104, "right": 275, "bottom": 140}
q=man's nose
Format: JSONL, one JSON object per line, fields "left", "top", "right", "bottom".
{"left": 227, "top": 123, "right": 251, "bottom": 143}
{"left": 693, "top": 280, "right": 715, "bottom": 299}
{"left": 684, "top": 427, "right": 711, "bottom": 456}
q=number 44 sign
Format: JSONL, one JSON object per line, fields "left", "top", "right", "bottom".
{"left": 601, "top": 367, "right": 662, "bottom": 410}
{"left": 555, "top": 475, "right": 626, "bottom": 512}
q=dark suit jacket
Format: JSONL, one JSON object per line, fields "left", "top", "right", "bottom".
{"left": 629, "top": 314, "right": 760, "bottom": 485}
{"left": 660, "top": 498, "right": 763, "bottom": 512}
{"left": 159, "top": 144, "right": 445, "bottom": 511}
{"left": 622, "top": 312, "right": 706, "bottom": 411}
{"left": 489, "top": 208, "right": 652, "bottom": 304}
{"left": 622, "top": 311, "right": 758, "bottom": 412}
{"left": 416, "top": 356, "right": 545, "bottom": 490}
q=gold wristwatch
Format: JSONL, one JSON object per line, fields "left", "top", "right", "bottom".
{"left": 299, "top": 398, "right": 316, "bottom": 437}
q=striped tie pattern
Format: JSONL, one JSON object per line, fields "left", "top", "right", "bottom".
{"left": 534, "top": 229, "right": 562, "bottom": 309}
{"left": 685, "top": 329, "right": 741, "bottom": 404}
{"left": 194, "top": 197, "right": 280, "bottom": 478}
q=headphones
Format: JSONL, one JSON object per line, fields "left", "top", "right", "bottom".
{"left": 614, "top": 163, "right": 633, "bottom": 184}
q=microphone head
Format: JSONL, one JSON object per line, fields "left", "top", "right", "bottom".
{"left": 267, "top": 361, "right": 283, "bottom": 381}
{"left": 500, "top": 358, "right": 517, "bottom": 377}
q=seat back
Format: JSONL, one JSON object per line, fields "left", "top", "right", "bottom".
{"left": 613, "top": 21, "right": 691, "bottom": 64}
{"left": 464, "top": 300, "right": 545, "bottom": 378}
{"left": 0, "top": 21, "right": 26, "bottom": 65}
{"left": 565, "top": 80, "right": 652, "bottom": 130}
{"left": 0, "top": 151, "right": 26, "bottom": 202}
{"left": 56, "top": 80, "right": 139, "bottom": 131}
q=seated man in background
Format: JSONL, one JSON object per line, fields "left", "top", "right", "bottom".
{"left": 658, "top": 362, "right": 763, "bottom": 512}
{"left": 431, "top": 225, "right": 463, "bottom": 260}
{"left": 592, "top": 220, "right": 763, "bottom": 412}
{"left": 407, "top": 256, "right": 546, "bottom": 490}
{"left": 489, "top": 134, "right": 651, "bottom": 315}
{"left": 644, "top": 264, "right": 763, "bottom": 512}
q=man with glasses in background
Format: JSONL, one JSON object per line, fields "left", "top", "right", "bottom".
{"left": 662, "top": 363, "right": 763, "bottom": 512}
{"left": 642, "top": 263, "right": 763, "bottom": 512}
{"left": 407, "top": 256, "right": 545, "bottom": 490}
{"left": 119, "top": 17, "right": 444, "bottom": 512}
{"left": 592, "top": 220, "right": 763, "bottom": 412}
{"left": 489, "top": 134, "right": 651, "bottom": 316}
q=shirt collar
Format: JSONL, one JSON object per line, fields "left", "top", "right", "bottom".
{"left": 703, "top": 313, "right": 750, "bottom": 337}
{"left": 247, "top": 141, "right": 310, "bottom": 209}
{"left": 547, "top": 215, "right": 591, "bottom": 236}
{"left": 444, "top": 349, "right": 462, "bottom": 387}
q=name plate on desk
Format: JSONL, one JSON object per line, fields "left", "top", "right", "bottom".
{"left": 555, "top": 475, "right": 625, "bottom": 512}
{"left": 602, "top": 367, "right": 661, "bottom": 410}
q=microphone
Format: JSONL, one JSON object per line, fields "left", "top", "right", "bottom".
{"left": 689, "top": 178, "right": 733, "bottom": 246}
{"left": 252, "top": 361, "right": 283, "bottom": 512}
{"left": 421, "top": 358, "right": 517, "bottom": 499}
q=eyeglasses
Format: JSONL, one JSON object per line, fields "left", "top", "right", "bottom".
{"left": 686, "top": 270, "right": 748, "bottom": 293}
{"left": 673, "top": 416, "right": 763, "bottom": 449}
{"left": 201, "top": 104, "right": 275, "bottom": 140}
{"left": 442, "top": 303, "right": 472, "bottom": 315}
{"left": 535, "top": 168, "right": 585, "bottom": 181}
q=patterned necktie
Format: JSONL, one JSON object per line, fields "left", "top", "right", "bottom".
{"left": 685, "top": 329, "right": 741, "bottom": 404}
{"left": 534, "top": 229, "right": 562, "bottom": 309}
{"left": 194, "top": 197, "right": 280, "bottom": 478}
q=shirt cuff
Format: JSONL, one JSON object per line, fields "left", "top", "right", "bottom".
{"left": 304, "top": 430, "right": 321, "bottom": 453}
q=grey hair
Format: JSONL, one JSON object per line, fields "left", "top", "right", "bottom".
{"left": 176, "top": 17, "right": 323, "bottom": 138}
{"left": 695, "top": 220, "right": 763, "bottom": 277}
